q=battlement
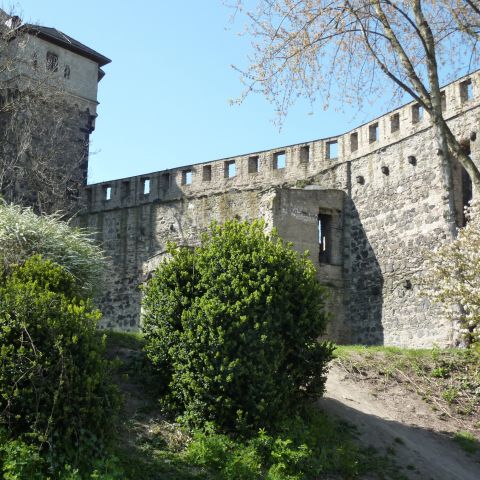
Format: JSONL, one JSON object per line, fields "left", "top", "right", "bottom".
{"left": 85, "top": 71, "right": 480, "bottom": 213}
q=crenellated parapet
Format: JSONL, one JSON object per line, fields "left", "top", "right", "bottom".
{"left": 85, "top": 71, "right": 480, "bottom": 213}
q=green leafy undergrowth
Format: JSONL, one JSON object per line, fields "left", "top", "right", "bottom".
{"left": 107, "top": 332, "right": 403, "bottom": 480}
{"left": 334, "top": 345, "right": 480, "bottom": 434}
{"left": 116, "top": 408, "right": 403, "bottom": 480}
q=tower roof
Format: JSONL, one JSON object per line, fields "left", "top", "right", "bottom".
{"left": 22, "top": 24, "right": 111, "bottom": 67}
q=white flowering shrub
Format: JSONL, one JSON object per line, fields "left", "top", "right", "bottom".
{"left": 423, "top": 202, "right": 480, "bottom": 346}
{"left": 0, "top": 203, "right": 105, "bottom": 296}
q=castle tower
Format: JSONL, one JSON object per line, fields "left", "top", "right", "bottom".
{"left": 0, "top": 10, "right": 110, "bottom": 215}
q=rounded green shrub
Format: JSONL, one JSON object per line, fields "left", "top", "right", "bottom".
{"left": 0, "top": 255, "right": 119, "bottom": 472}
{"left": 142, "top": 220, "right": 333, "bottom": 432}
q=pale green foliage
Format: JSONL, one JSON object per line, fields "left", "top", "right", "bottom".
{"left": 423, "top": 202, "right": 480, "bottom": 345}
{"left": 0, "top": 203, "right": 105, "bottom": 295}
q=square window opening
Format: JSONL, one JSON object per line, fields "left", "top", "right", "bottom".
{"left": 369, "top": 123, "right": 379, "bottom": 143}
{"left": 350, "top": 132, "right": 358, "bottom": 152}
{"left": 142, "top": 178, "right": 150, "bottom": 195}
{"left": 390, "top": 113, "right": 400, "bottom": 133}
{"left": 160, "top": 173, "right": 170, "bottom": 189}
{"left": 273, "top": 151, "right": 286, "bottom": 169}
{"left": 412, "top": 103, "right": 424, "bottom": 123}
{"left": 326, "top": 141, "right": 338, "bottom": 159}
{"left": 300, "top": 145, "right": 310, "bottom": 163}
{"left": 182, "top": 170, "right": 192, "bottom": 185}
{"left": 248, "top": 155, "right": 259, "bottom": 173}
{"left": 225, "top": 160, "right": 236, "bottom": 178}
{"left": 460, "top": 79, "right": 473, "bottom": 103}
{"left": 203, "top": 165, "right": 212, "bottom": 181}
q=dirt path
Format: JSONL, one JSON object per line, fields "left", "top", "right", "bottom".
{"left": 318, "top": 364, "right": 480, "bottom": 480}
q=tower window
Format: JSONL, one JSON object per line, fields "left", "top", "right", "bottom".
{"left": 64, "top": 65, "right": 71, "bottom": 79}
{"left": 104, "top": 186, "right": 112, "bottom": 201}
{"left": 46, "top": 52, "right": 58, "bottom": 72}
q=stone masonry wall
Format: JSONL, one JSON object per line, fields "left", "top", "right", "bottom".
{"left": 80, "top": 72, "right": 480, "bottom": 347}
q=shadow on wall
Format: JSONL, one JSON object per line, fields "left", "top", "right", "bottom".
{"left": 345, "top": 197, "right": 384, "bottom": 345}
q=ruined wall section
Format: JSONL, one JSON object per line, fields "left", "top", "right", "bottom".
{"left": 311, "top": 76, "right": 480, "bottom": 347}
{"left": 80, "top": 189, "right": 278, "bottom": 330}
{"left": 82, "top": 72, "right": 480, "bottom": 345}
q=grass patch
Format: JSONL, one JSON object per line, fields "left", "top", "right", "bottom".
{"left": 334, "top": 345, "right": 480, "bottom": 439}
{"left": 454, "top": 431, "right": 480, "bottom": 454}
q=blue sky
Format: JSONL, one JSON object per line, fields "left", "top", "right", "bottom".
{"left": 14, "top": 1, "right": 388, "bottom": 184}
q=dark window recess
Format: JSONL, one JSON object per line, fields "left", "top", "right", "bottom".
{"left": 160, "top": 173, "right": 170, "bottom": 189}
{"left": 390, "top": 113, "right": 400, "bottom": 133}
{"left": 203, "top": 165, "right": 212, "bottom": 181}
{"left": 248, "top": 155, "right": 259, "bottom": 173}
{"left": 318, "top": 213, "right": 332, "bottom": 264}
{"left": 441, "top": 91, "right": 447, "bottom": 111}
{"left": 460, "top": 79, "right": 473, "bottom": 103}
{"left": 121, "top": 181, "right": 130, "bottom": 198}
{"left": 369, "top": 123, "right": 379, "bottom": 143}
{"left": 32, "top": 52, "right": 38, "bottom": 70}
{"left": 412, "top": 103, "right": 424, "bottom": 123}
{"left": 350, "top": 132, "right": 358, "bottom": 152}
{"left": 46, "top": 52, "right": 58, "bottom": 72}
{"left": 273, "top": 151, "right": 286, "bottom": 169}
{"left": 64, "top": 65, "right": 70, "bottom": 79}
{"left": 300, "top": 145, "right": 310, "bottom": 163}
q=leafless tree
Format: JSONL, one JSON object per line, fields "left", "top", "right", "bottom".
{"left": 232, "top": 0, "right": 480, "bottom": 191}
{"left": 0, "top": 11, "right": 91, "bottom": 217}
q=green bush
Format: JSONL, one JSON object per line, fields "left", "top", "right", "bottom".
{"left": 142, "top": 220, "right": 333, "bottom": 432}
{"left": 0, "top": 203, "right": 105, "bottom": 296}
{"left": 0, "top": 256, "right": 119, "bottom": 473}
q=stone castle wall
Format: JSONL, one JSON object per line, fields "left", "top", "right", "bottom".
{"left": 80, "top": 72, "right": 480, "bottom": 347}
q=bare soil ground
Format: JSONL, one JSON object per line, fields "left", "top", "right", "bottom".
{"left": 319, "top": 363, "right": 480, "bottom": 480}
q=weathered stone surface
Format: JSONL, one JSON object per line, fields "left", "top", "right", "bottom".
{"left": 79, "top": 72, "right": 480, "bottom": 348}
